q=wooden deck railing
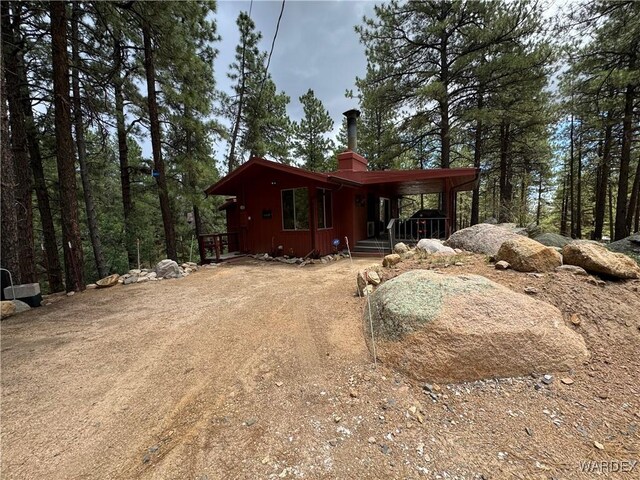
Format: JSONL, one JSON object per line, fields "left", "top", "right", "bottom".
{"left": 198, "top": 232, "right": 239, "bottom": 263}
{"left": 387, "top": 217, "right": 449, "bottom": 247}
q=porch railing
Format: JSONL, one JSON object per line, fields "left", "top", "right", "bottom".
{"left": 387, "top": 217, "right": 449, "bottom": 248}
{"left": 198, "top": 232, "right": 239, "bottom": 263}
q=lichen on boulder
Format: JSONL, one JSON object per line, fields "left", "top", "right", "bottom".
{"left": 364, "top": 270, "right": 589, "bottom": 383}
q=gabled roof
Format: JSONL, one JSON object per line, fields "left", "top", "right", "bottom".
{"left": 205, "top": 156, "right": 479, "bottom": 196}
{"left": 205, "top": 157, "right": 333, "bottom": 196}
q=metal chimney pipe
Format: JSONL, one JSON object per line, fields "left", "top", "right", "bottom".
{"left": 343, "top": 109, "right": 360, "bottom": 151}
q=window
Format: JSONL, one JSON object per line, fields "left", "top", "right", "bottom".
{"left": 317, "top": 188, "right": 333, "bottom": 229}
{"left": 282, "top": 188, "right": 309, "bottom": 230}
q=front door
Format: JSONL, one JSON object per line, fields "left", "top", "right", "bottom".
{"left": 379, "top": 197, "right": 391, "bottom": 236}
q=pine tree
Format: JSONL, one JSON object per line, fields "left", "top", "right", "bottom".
{"left": 1, "top": 56, "right": 20, "bottom": 283}
{"left": 564, "top": 0, "right": 639, "bottom": 239}
{"left": 1, "top": 1, "right": 36, "bottom": 284}
{"left": 293, "top": 89, "right": 334, "bottom": 172}
{"left": 71, "top": 2, "right": 108, "bottom": 278}
{"left": 223, "top": 11, "right": 292, "bottom": 170}
{"left": 50, "top": 0, "right": 85, "bottom": 291}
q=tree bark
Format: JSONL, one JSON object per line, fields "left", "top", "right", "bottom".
{"left": 560, "top": 175, "right": 568, "bottom": 237}
{"left": 569, "top": 113, "right": 575, "bottom": 238}
{"left": 470, "top": 90, "right": 483, "bottom": 226}
{"left": 625, "top": 154, "right": 640, "bottom": 234}
{"left": 4, "top": 0, "right": 64, "bottom": 291}
{"left": 1, "top": 58, "right": 21, "bottom": 285}
{"left": 51, "top": 0, "right": 85, "bottom": 292}
{"left": 185, "top": 113, "right": 203, "bottom": 238}
{"left": 614, "top": 63, "right": 636, "bottom": 240}
{"left": 608, "top": 179, "right": 614, "bottom": 241}
{"left": 142, "top": 19, "right": 177, "bottom": 261}
{"left": 113, "top": 37, "right": 136, "bottom": 268}
{"left": 634, "top": 189, "right": 640, "bottom": 234}
{"left": 576, "top": 130, "right": 582, "bottom": 239}
{"left": 498, "top": 122, "right": 512, "bottom": 223}
{"left": 438, "top": 3, "right": 450, "bottom": 169}
{"left": 71, "top": 3, "right": 107, "bottom": 278}
{"left": 536, "top": 176, "right": 543, "bottom": 225}
{"left": 1, "top": 2, "right": 36, "bottom": 284}
{"left": 593, "top": 121, "right": 612, "bottom": 240}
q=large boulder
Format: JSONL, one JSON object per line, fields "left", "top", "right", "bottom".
{"left": 1, "top": 301, "right": 16, "bottom": 319}
{"left": 496, "top": 237, "right": 562, "bottom": 272}
{"left": 607, "top": 234, "right": 640, "bottom": 264}
{"left": 96, "top": 274, "right": 120, "bottom": 288}
{"left": 445, "top": 224, "right": 522, "bottom": 256}
{"left": 534, "top": 233, "right": 572, "bottom": 249}
{"left": 364, "top": 270, "right": 588, "bottom": 383}
{"left": 562, "top": 241, "right": 640, "bottom": 279}
{"left": 416, "top": 239, "right": 456, "bottom": 256}
{"left": 155, "top": 259, "right": 181, "bottom": 279}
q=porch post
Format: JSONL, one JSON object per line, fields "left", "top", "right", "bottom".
{"left": 310, "top": 187, "right": 317, "bottom": 253}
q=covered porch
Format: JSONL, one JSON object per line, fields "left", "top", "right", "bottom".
{"left": 345, "top": 168, "right": 479, "bottom": 255}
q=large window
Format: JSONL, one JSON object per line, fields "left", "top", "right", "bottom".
{"left": 317, "top": 188, "right": 333, "bottom": 229}
{"left": 282, "top": 188, "right": 309, "bottom": 230}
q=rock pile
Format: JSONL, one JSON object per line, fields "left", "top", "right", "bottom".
{"left": 252, "top": 252, "right": 349, "bottom": 267}
{"left": 91, "top": 260, "right": 203, "bottom": 289}
{"left": 357, "top": 265, "right": 382, "bottom": 296}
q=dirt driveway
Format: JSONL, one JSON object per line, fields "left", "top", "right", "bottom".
{"left": 1, "top": 258, "right": 373, "bottom": 479}
{"left": 2, "top": 255, "right": 639, "bottom": 479}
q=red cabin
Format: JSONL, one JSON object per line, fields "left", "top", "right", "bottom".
{"left": 201, "top": 111, "right": 479, "bottom": 262}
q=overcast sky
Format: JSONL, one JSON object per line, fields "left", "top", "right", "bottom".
{"left": 213, "top": 0, "right": 376, "bottom": 157}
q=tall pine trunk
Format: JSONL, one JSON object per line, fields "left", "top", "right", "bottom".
{"left": 71, "top": 3, "right": 107, "bottom": 278}
{"left": 608, "top": 180, "right": 614, "bottom": 241}
{"left": 536, "top": 176, "right": 543, "bottom": 225}
{"left": 470, "top": 90, "right": 483, "bottom": 226}
{"left": 576, "top": 131, "right": 582, "bottom": 239}
{"left": 498, "top": 122, "right": 512, "bottom": 223}
{"left": 227, "top": 27, "right": 248, "bottom": 173}
{"left": 1, "top": 58, "right": 21, "bottom": 284}
{"left": 4, "top": 2, "right": 64, "bottom": 292}
{"left": 625, "top": 157, "right": 640, "bottom": 233}
{"left": 614, "top": 64, "right": 636, "bottom": 240}
{"left": 1, "top": 2, "right": 36, "bottom": 284}
{"left": 185, "top": 113, "right": 203, "bottom": 238}
{"left": 51, "top": 0, "right": 85, "bottom": 292}
{"left": 142, "top": 19, "right": 177, "bottom": 261}
{"left": 634, "top": 192, "right": 640, "bottom": 233}
{"left": 569, "top": 113, "right": 575, "bottom": 238}
{"left": 113, "top": 37, "right": 136, "bottom": 268}
{"left": 593, "top": 121, "right": 612, "bottom": 240}
{"left": 560, "top": 175, "right": 569, "bottom": 237}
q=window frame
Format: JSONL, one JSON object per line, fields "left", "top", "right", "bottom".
{"left": 281, "top": 187, "right": 310, "bottom": 231}
{"left": 317, "top": 188, "right": 333, "bottom": 230}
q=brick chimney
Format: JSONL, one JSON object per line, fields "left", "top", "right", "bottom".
{"left": 337, "top": 109, "right": 368, "bottom": 171}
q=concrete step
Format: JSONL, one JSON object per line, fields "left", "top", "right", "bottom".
{"left": 352, "top": 239, "right": 391, "bottom": 256}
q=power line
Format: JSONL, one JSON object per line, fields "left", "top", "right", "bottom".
{"left": 257, "top": 0, "right": 285, "bottom": 106}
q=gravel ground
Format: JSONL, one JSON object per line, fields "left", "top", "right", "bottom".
{"left": 1, "top": 254, "right": 639, "bottom": 479}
